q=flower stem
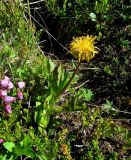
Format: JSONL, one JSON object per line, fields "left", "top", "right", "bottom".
{"left": 56, "top": 61, "right": 81, "bottom": 99}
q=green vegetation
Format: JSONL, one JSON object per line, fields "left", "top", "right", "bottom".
{"left": 0, "top": 0, "right": 131, "bottom": 159}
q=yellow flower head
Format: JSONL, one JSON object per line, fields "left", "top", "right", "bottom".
{"left": 69, "top": 35, "right": 99, "bottom": 62}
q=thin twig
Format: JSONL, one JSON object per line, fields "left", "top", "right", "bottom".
{"left": 23, "top": 0, "right": 45, "bottom": 5}
{"left": 23, "top": 156, "right": 31, "bottom": 160}
{"left": 53, "top": 59, "right": 99, "bottom": 67}
{"left": 25, "top": 11, "right": 70, "bottom": 53}
{"left": 87, "top": 103, "right": 131, "bottom": 115}
{"left": 34, "top": 9, "right": 53, "bottom": 50}
{"left": 63, "top": 80, "right": 89, "bottom": 97}
{"left": 112, "top": 119, "right": 131, "bottom": 121}
{"left": 74, "top": 80, "right": 89, "bottom": 90}
{"left": 66, "top": 67, "right": 99, "bottom": 71}
{"left": 115, "top": 109, "right": 131, "bottom": 115}
{"left": 27, "top": 96, "right": 31, "bottom": 109}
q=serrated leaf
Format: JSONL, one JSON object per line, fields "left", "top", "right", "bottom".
{"left": 102, "top": 100, "right": 115, "bottom": 111}
{"left": 84, "top": 89, "right": 93, "bottom": 101}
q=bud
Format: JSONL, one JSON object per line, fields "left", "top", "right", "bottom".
{"left": 17, "top": 91, "right": 23, "bottom": 100}
{"left": 0, "top": 139, "right": 4, "bottom": 144}
{"left": 4, "top": 104, "right": 12, "bottom": 114}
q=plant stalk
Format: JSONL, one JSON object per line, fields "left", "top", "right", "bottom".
{"left": 56, "top": 61, "right": 81, "bottom": 99}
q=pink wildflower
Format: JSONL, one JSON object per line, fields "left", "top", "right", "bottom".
{"left": 3, "top": 96, "right": 16, "bottom": 103}
{"left": 17, "top": 82, "right": 25, "bottom": 89}
{"left": 0, "top": 79, "right": 9, "bottom": 89}
{"left": 4, "top": 103, "right": 12, "bottom": 114}
{"left": 0, "top": 89, "right": 7, "bottom": 97}
{"left": 4, "top": 76, "right": 10, "bottom": 81}
{"left": 17, "top": 91, "right": 23, "bottom": 100}
{"left": 0, "top": 139, "right": 4, "bottom": 144}
{"left": 7, "top": 81, "right": 14, "bottom": 90}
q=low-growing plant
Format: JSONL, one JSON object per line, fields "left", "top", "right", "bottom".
{"left": 0, "top": 1, "right": 131, "bottom": 160}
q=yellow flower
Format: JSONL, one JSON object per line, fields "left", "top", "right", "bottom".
{"left": 69, "top": 35, "right": 99, "bottom": 62}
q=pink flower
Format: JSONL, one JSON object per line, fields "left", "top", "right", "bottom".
{"left": 0, "top": 89, "right": 7, "bottom": 97}
{"left": 7, "top": 81, "right": 14, "bottom": 90}
{"left": 17, "top": 82, "right": 25, "bottom": 89}
{"left": 3, "top": 96, "right": 16, "bottom": 103}
{"left": 0, "top": 79, "right": 9, "bottom": 89}
{"left": 4, "top": 103, "right": 12, "bottom": 114}
{"left": 17, "top": 91, "right": 23, "bottom": 100}
{"left": 0, "top": 139, "right": 4, "bottom": 144}
{"left": 4, "top": 76, "right": 10, "bottom": 81}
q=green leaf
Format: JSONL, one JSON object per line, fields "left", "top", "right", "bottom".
{"left": 24, "top": 150, "right": 35, "bottom": 158}
{"left": 14, "top": 144, "right": 23, "bottom": 156}
{"left": 83, "top": 89, "right": 93, "bottom": 101}
{"left": 21, "top": 135, "right": 31, "bottom": 147}
{"left": 46, "top": 58, "right": 55, "bottom": 73}
{"left": 77, "top": 88, "right": 93, "bottom": 102}
{"left": 89, "top": 13, "right": 96, "bottom": 21}
{"left": 0, "top": 155, "right": 7, "bottom": 160}
{"left": 36, "top": 155, "right": 48, "bottom": 160}
{"left": 15, "top": 144, "right": 35, "bottom": 158}
{"left": 104, "top": 65, "right": 114, "bottom": 76}
{"left": 57, "top": 64, "right": 62, "bottom": 86}
{"left": 102, "top": 100, "right": 115, "bottom": 111}
{"left": 36, "top": 101, "right": 41, "bottom": 107}
{"left": 34, "top": 109, "right": 43, "bottom": 125}
{"left": 3, "top": 142, "right": 15, "bottom": 152}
